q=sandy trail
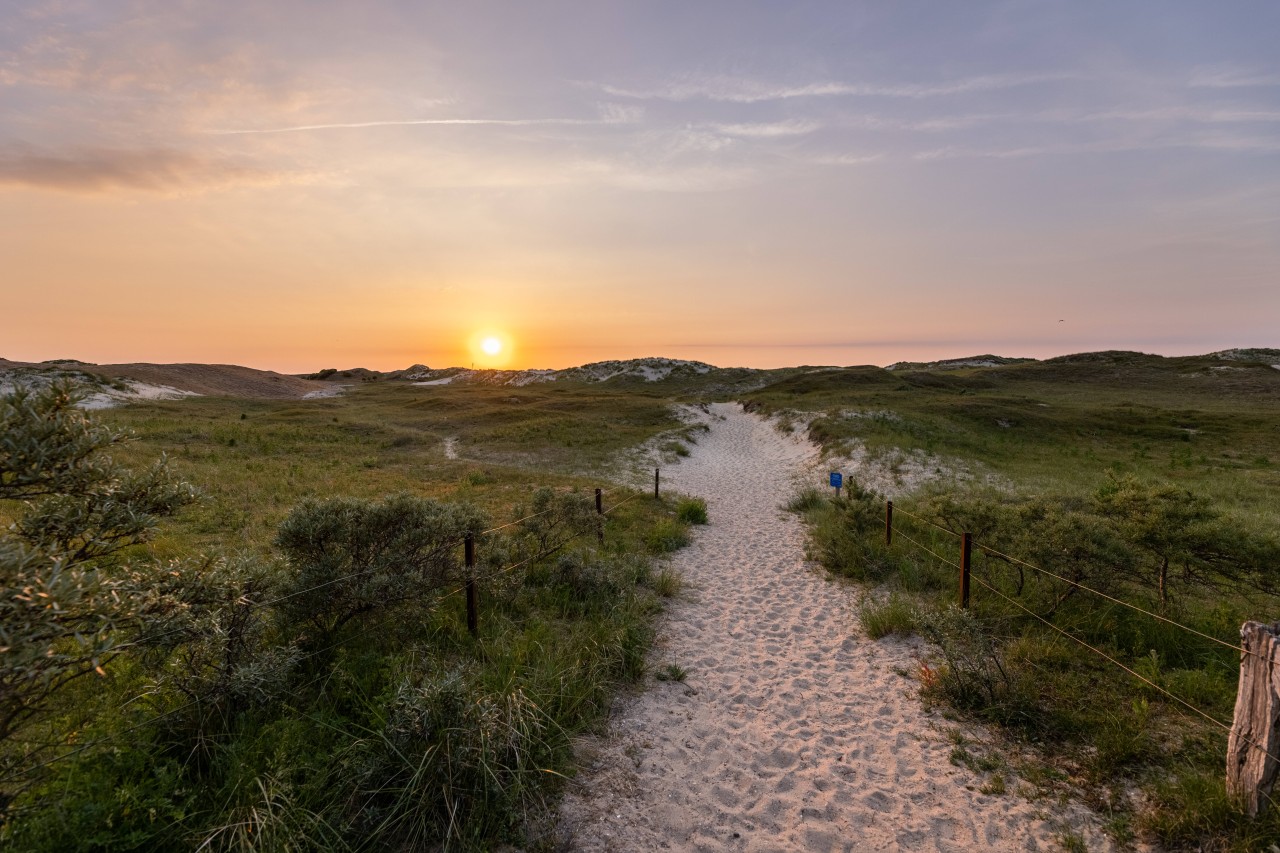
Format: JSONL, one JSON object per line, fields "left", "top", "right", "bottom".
{"left": 557, "top": 403, "right": 1112, "bottom": 852}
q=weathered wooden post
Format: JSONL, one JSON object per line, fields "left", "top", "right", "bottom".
{"left": 464, "top": 534, "right": 478, "bottom": 637}
{"left": 1227, "top": 621, "right": 1280, "bottom": 816}
{"left": 959, "top": 532, "right": 972, "bottom": 609}
{"left": 885, "top": 501, "right": 894, "bottom": 547}
{"left": 654, "top": 467, "right": 660, "bottom": 499}
{"left": 595, "top": 488, "right": 605, "bottom": 545}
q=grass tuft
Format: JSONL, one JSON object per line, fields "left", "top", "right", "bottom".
{"left": 675, "top": 497, "right": 708, "bottom": 525}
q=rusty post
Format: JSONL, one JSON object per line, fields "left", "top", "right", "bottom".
{"left": 960, "top": 532, "right": 972, "bottom": 609}
{"left": 464, "top": 533, "right": 478, "bottom": 637}
{"left": 885, "top": 501, "right": 894, "bottom": 547}
{"left": 595, "top": 488, "right": 605, "bottom": 545}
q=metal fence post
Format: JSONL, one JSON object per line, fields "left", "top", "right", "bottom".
{"left": 885, "top": 501, "right": 894, "bottom": 547}
{"left": 960, "top": 532, "right": 972, "bottom": 609}
{"left": 464, "top": 533, "right": 478, "bottom": 637}
{"left": 595, "top": 488, "right": 605, "bottom": 545}
{"left": 654, "top": 467, "right": 660, "bottom": 499}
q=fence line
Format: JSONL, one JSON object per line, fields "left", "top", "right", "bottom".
{"left": 885, "top": 502, "right": 1280, "bottom": 785}
{"left": 891, "top": 526, "right": 961, "bottom": 570}
{"left": 6, "top": 471, "right": 673, "bottom": 788}
{"left": 972, "top": 540, "right": 1248, "bottom": 658}
{"left": 889, "top": 504, "right": 961, "bottom": 538}
{"left": 888, "top": 503, "right": 1249, "bottom": 659}
{"left": 968, "top": 571, "right": 1280, "bottom": 772}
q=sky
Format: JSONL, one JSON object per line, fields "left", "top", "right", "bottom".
{"left": 2, "top": 0, "right": 1278, "bottom": 371}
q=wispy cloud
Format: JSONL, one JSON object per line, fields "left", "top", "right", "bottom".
{"left": 208, "top": 114, "right": 639, "bottom": 135}
{"left": 0, "top": 146, "right": 292, "bottom": 193}
{"left": 590, "top": 72, "right": 1078, "bottom": 103}
{"left": 1189, "top": 65, "right": 1280, "bottom": 89}
{"left": 709, "top": 119, "right": 822, "bottom": 138}
{"left": 912, "top": 134, "right": 1280, "bottom": 161}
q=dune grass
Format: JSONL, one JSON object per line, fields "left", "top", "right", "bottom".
{"left": 0, "top": 382, "right": 698, "bottom": 852}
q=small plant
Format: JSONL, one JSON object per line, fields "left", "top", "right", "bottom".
{"left": 652, "top": 567, "right": 683, "bottom": 598}
{"left": 655, "top": 664, "right": 688, "bottom": 683}
{"left": 676, "top": 497, "right": 708, "bottom": 525}
{"left": 645, "top": 519, "right": 690, "bottom": 553}
{"left": 1055, "top": 828, "right": 1088, "bottom": 853}
{"left": 785, "top": 487, "right": 825, "bottom": 514}
{"left": 858, "top": 594, "right": 916, "bottom": 638}
{"left": 979, "top": 773, "right": 1007, "bottom": 795}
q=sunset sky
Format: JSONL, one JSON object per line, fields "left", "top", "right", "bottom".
{"left": 3, "top": 1, "right": 1278, "bottom": 371}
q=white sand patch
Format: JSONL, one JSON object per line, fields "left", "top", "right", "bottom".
{"left": 414, "top": 376, "right": 457, "bottom": 386}
{"left": 557, "top": 403, "right": 1115, "bottom": 851}
{"left": 80, "top": 382, "right": 201, "bottom": 409}
{"left": 442, "top": 437, "right": 459, "bottom": 459}
{"left": 302, "top": 384, "right": 350, "bottom": 399}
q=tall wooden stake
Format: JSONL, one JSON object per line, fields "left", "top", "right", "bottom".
{"left": 595, "top": 488, "right": 605, "bottom": 545}
{"left": 654, "top": 467, "right": 660, "bottom": 499}
{"left": 959, "top": 532, "right": 972, "bottom": 609}
{"left": 885, "top": 501, "right": 894, "bottom": 546}
{"left": 464, "top": 533, "right": 478, "bottom": 637}
{"left": 1228, "top": 621, "right": 1280, "bottom": 816}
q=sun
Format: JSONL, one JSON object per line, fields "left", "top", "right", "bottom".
{"left": 468, "top": 329, "right": 515, "bottom": 367}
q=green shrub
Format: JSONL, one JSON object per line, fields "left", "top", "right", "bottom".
{"left": 858, "top": 594, "right": 917, "bottom": 638}
{"left": 916, "top": 605, "right": 1037, "bottom": 728}
{"left": 651, "top": 567, "right": 683, "bottom": 598}
{"left": 644, "top": 519, "right": 690, "bottom": 553}
{"left": 785, "top": 487, "right": 826, "bottom": 514}
{"left": 675, "top": 497, "right": 708, "bottom": 525}
{"left": 273, "top": 494, "right": 486, "bottom": 639}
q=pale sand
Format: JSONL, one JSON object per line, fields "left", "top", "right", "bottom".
{"left": 557, "top": 403, "right": 1116, "bottom": 852}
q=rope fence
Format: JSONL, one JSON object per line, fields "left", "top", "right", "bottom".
{"left": 883, "top": 497, "right": 1280, "bottom": 811}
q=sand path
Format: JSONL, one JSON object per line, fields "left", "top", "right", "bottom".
{"left": 557, "top": 403, "right": 1113, "bottom": 852}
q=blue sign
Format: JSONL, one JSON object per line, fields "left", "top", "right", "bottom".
{"left": 829, "top": 472, "right": 843, "bottom": 489}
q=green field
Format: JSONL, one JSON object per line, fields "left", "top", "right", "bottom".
{"left": 0, "top": 381, "right": 702, "bottom": 851}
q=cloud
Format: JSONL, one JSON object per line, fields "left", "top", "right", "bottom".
{"left": 589, "top": 72, "right": 1078, "bottom": 103}
{"left": 0, "top": 146, "right": 291, "bottom": 193}
{"left": 710, "top": 119, "right": 822, "bottom": 138}
{"left": 208, "top": 113, "right": 641, "bottom": 135}
{"left": 911, "top": 134, "right": 1280, "bottom": 161}
{"left": 1189, "top": 65, "right": 1280, "bottom": 89}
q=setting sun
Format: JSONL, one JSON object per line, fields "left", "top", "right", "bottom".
{"left": 467, "top": 329, "right": 515, "bottom": 367}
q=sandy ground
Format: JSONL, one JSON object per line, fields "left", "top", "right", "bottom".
{"left": 557, "top": 403, "right": 1115, "bottom": 852}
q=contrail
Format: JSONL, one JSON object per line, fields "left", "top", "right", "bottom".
{"left": 209, "top": 117, "right": 620, "bottom": 135}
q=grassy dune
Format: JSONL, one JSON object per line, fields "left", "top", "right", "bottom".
{"left": 1, "top": 382, "right": 701, "bottom": 852}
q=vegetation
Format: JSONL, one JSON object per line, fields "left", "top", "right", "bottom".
{"left": 768, "top": 353, "right": 1280, "bottom": 851}
{"left": 675, "top": 497, "right": 708, "bottom": 525}
{"left": 0, "top": 382, "right": 698, "bottom": 851}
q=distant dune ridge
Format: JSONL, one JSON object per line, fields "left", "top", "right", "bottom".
{"left": 2, "top": 349, "right": 1278, "bottom": 407}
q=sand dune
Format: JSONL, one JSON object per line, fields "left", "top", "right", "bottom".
{"left": 557, "top": 403, "right": 1116, "bottom": 852}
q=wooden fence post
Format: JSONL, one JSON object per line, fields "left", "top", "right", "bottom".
{"left": 654, "top": 467, "right": 660, "bottom": 499}
{"left": 885, "top": 501, "right": 894, "bottom": 547}
{"left": 464, "top": 534, "right": 478, "bottom": 637}
{"left": 595, "top": 488, "right": 605, "bottom": 545}
{"left": 1227, "top": 621, "right": 1280, "bottom": 816}
{"left": 959, "top": 532, "right": 971, "bottom": 609}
